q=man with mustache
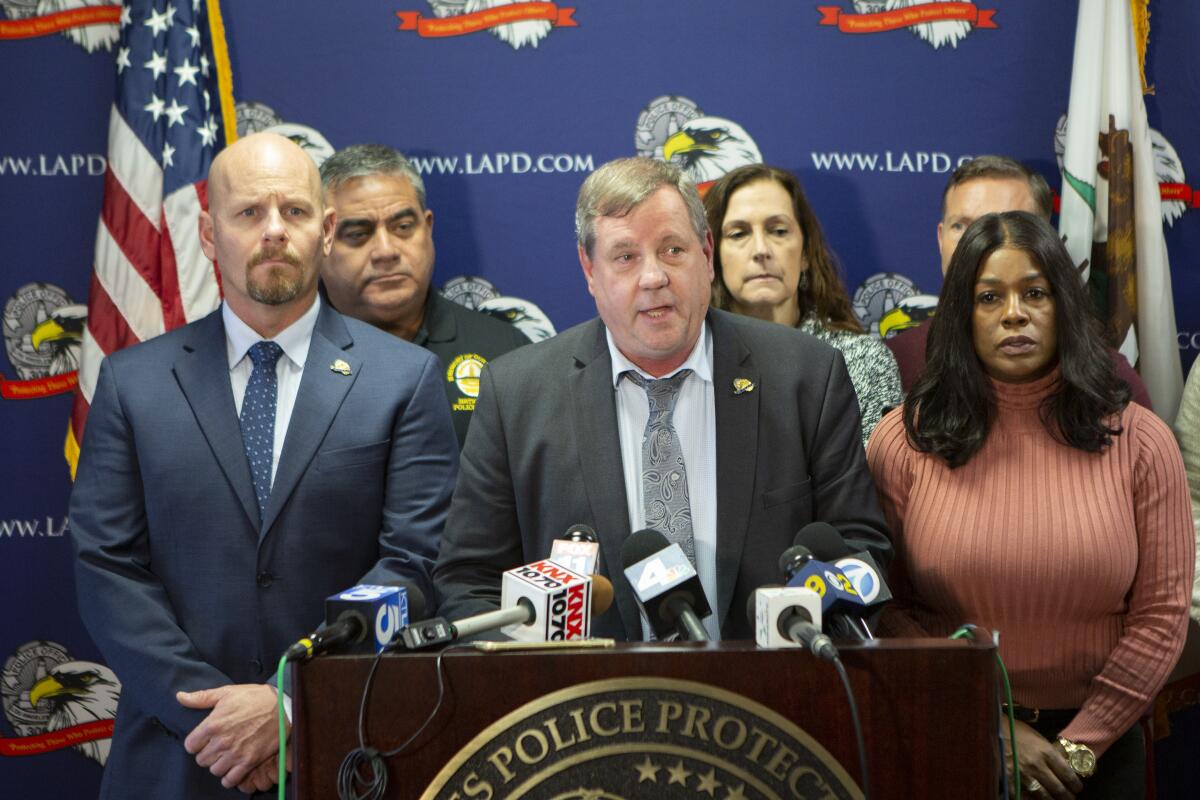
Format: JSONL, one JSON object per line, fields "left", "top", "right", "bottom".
{"left": 69, "top": 133, "right": 458, "bottom": 798}
{"left": 319, "top": 144, "right": 530, "bottom": 448}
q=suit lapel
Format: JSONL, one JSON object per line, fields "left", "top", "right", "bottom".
{"left": 568, "top": 321, "right": 640, "bottom": 640}
{"left": 710, "top": 310, "right": 759, "bottom": 633}
{"left": 260, "top": 306, "right": 359, "bottom": 540}
{"left": 173, "top": 310, "right": 260, "bottom": 530}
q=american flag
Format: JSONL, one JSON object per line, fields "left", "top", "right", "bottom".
{"left": 67, "top": 0, "right": 234, "bottom": 475}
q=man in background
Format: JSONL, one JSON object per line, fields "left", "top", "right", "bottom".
{"left": 885, "top": 155, "right": 1151, "bottom": 407}
{"left": 319, "top": 144, "right": 530, "bottom": 447}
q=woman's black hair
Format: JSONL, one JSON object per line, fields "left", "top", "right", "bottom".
{"left": 904, "top": 210, "right": 1130, "bottom": 467}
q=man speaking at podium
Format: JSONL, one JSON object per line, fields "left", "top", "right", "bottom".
{"left": 434, "top": 157, "right": 891, "bottom": 641}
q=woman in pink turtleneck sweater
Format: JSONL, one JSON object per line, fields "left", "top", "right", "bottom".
{"left": 867, "top": 212, "right": 1192, "bottom": 800}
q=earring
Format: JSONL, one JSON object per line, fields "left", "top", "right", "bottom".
{"left": 798, "top": 272, "right": 809, "bottom": 291}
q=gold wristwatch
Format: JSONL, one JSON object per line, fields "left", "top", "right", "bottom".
{"left": 1057, "top": 737, "right": 1096, "bottom": 778}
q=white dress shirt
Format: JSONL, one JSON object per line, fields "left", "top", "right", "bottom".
{"left": 223, "top": 295, "right": 320, "bottom": 487}
{"left": 607, "top": 323, "right": 719, "bottom": 641}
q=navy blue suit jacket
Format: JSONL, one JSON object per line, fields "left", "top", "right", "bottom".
{"left": 69, "top": 303, "right": 458, "bottom": 799}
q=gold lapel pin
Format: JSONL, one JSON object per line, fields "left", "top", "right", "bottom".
{"left": 330, "top": 359, "right": 352, "bottom": 376}
{"left": 733, "top": 377, "right": 755, "bottom": 395}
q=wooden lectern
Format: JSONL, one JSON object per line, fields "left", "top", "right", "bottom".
{"left": 294, "top": 639, "right": 997, "bottom": 799}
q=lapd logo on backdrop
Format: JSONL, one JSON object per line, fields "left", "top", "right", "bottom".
{"left": 478, "top": 296, "right": 556, "bottom": 342}
{"left": 635, "top": 95, "right": 763, "bottom": 190}
{"left": 1, "top": 283, "right": 84, "bottom": 400}
{"left": 0, "top": 0, "right": 120, "bottom": 52}
{"left": 817, "top": 1, "right": 998, "bottom": 48}
{"left": 396, "top": 1, "right": 578, "bottom": 49}
{"left": 0, "top": 641, "right": 119, "bottom": 765}
{"left": 425, "top": 678, "right": 862, "bottom": 799}
{"left": 441, "top": 276, "right": 558, "bottom": 342}
{"left": 852, "top": 272, "right": 937, "bottom": 339}
{"left": 235, "top": 100, "right": 335, "bottom": 168}
{"left": 1053, "top": 113, "right": 1199, "bottom": 228}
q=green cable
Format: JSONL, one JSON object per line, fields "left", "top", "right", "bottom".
{"left": 277, "top": 654, "right": 288, "bottom": 800}
{"left": 951, "top": 627, "right": 1020, "bottom": 799}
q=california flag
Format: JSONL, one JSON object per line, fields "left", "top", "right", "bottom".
{"left": 1057, "top": 0, "right": 1183, "bottom": 421}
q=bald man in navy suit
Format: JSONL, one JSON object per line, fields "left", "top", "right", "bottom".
{"left": 70, "top": 133, "right": 458, "bottom": 798}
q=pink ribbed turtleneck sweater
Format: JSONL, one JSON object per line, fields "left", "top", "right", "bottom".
{"left": 867, "top": 368, "right": 1194, "bottom": 755}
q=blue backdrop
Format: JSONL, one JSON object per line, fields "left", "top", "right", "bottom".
{"left": 2, "top": 2, "right": 1197, "bottom": 796}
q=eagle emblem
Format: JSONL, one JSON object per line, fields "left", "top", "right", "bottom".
{"left": 662, "top": 116, "right": 764, "bottom": 187}
{"left": 0, "top": 0, "right": 121, "bottom": 52}
{"left": 477, "top": 295, "right": 558, "bottom": 342}
{"left": 3, "top": 283, "right": 85, "bottom": 382}
{"left": 428, "top": 0, "right": 553, "bottom": 49}
{"left": 877, "top": 0, "right": 973, "bottom": 50}
{"left": 2, "top": 642, "right": 120, "bottom": 766}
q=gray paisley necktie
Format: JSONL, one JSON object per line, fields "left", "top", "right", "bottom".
{"left": 623, "top": 369, "right": 695, "bottom": 563}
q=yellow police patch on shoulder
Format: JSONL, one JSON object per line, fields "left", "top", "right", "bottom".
{"left": 446, "top": 353, "right": 487, "bottom": 410}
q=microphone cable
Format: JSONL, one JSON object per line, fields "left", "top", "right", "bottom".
{"left": 276, "top": 654, "right": 288, "bottom": 800}
{"left": 335, "top": 643, "right": 470, "bottom": 800}
{"left": 828, "top": 653, "right": 871, "bottom": 800}
{"left": 950, "top": 624, "right": 1020, "bottom": 800}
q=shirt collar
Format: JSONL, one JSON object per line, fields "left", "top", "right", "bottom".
{"left": 415, "top": 289, "right": 454, "bottom": 346}
{"left": 223, "top": 295, "right": 321, "bottom": 371}
{"left": 606, "top": 321, "right": 713, "bottom": 388}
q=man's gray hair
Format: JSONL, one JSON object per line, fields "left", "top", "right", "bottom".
{"left": 319, "top": 143, "right": 428, "bottom": 210}
{"left": 575, "top": 157, "right": 709, "bottom": 256}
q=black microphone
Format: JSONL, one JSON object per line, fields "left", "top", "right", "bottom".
{"left": 792, "top": 522, "right": 891, "bottom": 639}
{"left": 781, "top": 549, "right": 869, "bottom": 642}
{"left": 285, "top": 581, "right": 425, "bottom": 661}
{"left": 620, "top": 528, "right": 712, "bottom": 642}
{"left": 564, "top": 523, "right": 597, "bottom": 543}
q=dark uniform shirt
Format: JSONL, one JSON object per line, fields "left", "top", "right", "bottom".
{"left": 414, "top": 291, "right": 531, "bottom": 448}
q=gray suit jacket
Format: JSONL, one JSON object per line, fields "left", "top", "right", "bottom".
{"left": 70, "top": 303, "right": 458, "bottom": 799}
{"left": 434, "top": 308, "right": 892, "bottom": 640}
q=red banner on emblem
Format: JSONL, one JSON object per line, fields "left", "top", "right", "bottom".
{"left": 0, "top": 6, "right": 121, "bottom": 40}
{"left": 1160, "top": 183, "right": 1200, "bottom": 208}
{"left": 397, "top": 2, "right": 576, "bottom": 38}
{"left": 0, "top": 370, "right": 78, "bottom": 400}
{"left": 817, "top": 3, "right": 997, "bottom": 34}
{"left": 0, "top": 719, "right": 114, "bottom": 756}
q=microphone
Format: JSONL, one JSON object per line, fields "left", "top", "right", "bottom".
{"left": 746, "top": 586, "right": 837, "bottom": 661}
{"left": 398, "top": 567, "right": 614, "bottom": 650}
{"left": 832, "top": 551, "right": 893, "bottom": 608}
{"left": 791, "top": 522, "right": 892, "bottom": 637}
{"left": 548, "top": 523, "right": 601, "bottom": 575}
{"left": 620, "top": 529, "right": 712, "bottom": 642}
{"left": 285, "top": 582, "right": 423, "bottom": 661}
{"left": 779, "top": 544, "right": 870, "bottom": 641}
